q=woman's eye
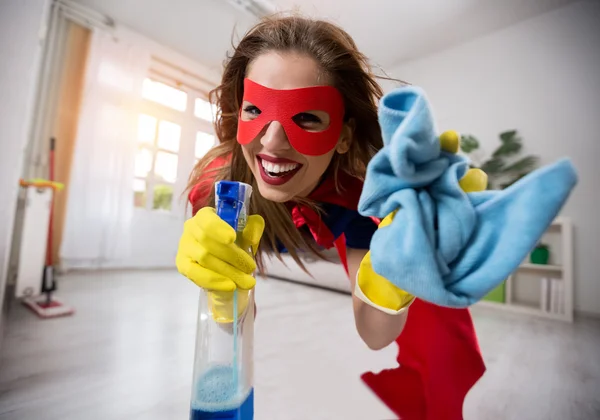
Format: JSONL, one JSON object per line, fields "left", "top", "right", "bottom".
{"left": 292, "top": 112, "right": 322, "bottom": 126}
{"left": 243, "top": 105, "right": 261, "bottom": 116}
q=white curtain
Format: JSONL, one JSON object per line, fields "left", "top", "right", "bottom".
{"left": 60, "top": 30, "right": 150, "bottom": 269}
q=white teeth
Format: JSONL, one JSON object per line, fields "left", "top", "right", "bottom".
{"left": 260, "top": 159, "right": 299, "bottom": 174}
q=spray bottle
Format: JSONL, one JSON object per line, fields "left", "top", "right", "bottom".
{"left": 189, "top": 181, "right": 255, "bottom": 420}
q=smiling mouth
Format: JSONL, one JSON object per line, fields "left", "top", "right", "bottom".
{"left": 256, "top": 155, "right": 302, "bottom": 186}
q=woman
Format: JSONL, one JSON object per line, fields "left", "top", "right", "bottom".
{"left": 177, "top": 15, "right": 485, "bottom": 419}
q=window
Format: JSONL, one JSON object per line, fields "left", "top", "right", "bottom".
{"left": 134, "top": 114, "right": 181, "bottom": 211}
{"left": 194, "top": 98, "right": 217, "bottom": 122}
{"left": 195, "top": 131, "right": 216, "bottom": 164}
{"left": 142, "top": 78, "right": 187, "bottom": 111}
{"left": 134, "top": 75, "right": 217, "bottom": 213}
{"left": 133, "top": 178, "right": 146, "bottom": 208}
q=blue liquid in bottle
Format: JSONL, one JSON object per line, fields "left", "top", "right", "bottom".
{"left": 190, "top": 365, "right": 254, "bottom": 420}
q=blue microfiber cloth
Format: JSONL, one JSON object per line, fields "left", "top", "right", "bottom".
{"left": 358, "top": 86, "right": 578, "bottom": 308}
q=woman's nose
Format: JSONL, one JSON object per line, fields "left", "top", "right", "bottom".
{"left": 260, "top": 121, "right": 291, "bottom": 152}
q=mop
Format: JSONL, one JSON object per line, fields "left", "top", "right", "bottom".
{"left": 22, "top": 138, "right": 75, "bottom": 318}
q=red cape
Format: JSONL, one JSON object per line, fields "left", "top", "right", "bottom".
{"left": 189, "top": 161, "right": 486, "bottom": 420}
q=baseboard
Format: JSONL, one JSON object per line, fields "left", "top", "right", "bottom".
{"left": 264, "top": 275, "right": 352, "bottom": 296}
{"left": 59, "top": 266, "right": 177, "bottom": 275}
{"left": 575, "top": 309, "right": 600, "bottom": 320}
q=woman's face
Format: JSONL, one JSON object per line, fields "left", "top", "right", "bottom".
{"left": 239, "top": 51, "right": 350, "bottom": 203}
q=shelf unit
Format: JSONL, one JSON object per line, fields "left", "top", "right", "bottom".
{"left": 476, "top": 217, "right": 574, "bottom": 322}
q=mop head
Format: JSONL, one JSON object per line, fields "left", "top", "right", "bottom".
{"left": 22, "top": 295, "right": 75, "bottom": 319}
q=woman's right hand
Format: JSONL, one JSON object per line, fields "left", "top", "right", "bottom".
{"left": 176, "top": 207, "right": 265, "bottom": 291}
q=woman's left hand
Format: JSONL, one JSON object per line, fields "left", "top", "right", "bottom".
{"left": 355, "top": 130, "right": 488, "bottom": 313}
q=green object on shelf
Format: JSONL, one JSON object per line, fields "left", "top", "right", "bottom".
{"left": 482, "top": 281, "right": 506, "bottom": 303}
{"left": 530, "top": 244, "right": 550, "bottom": 265}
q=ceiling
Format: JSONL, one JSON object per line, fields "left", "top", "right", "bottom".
{"left": 75, "top": 0, "right": 577, "bottom": 73}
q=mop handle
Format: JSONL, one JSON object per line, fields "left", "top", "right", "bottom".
{"left": 46, "top": 138, "right": 55, "bottom": 269}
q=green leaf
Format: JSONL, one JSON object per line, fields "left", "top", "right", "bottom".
{"left": 480, "top": 157, "right": 505, "bottom": 175}
{"left": 502, "top": 156, "right": 539, "bottom": 174}
{"left": 460, "top": 134, "right": 479, "bottom": 153}
{"left": 499, "top": 130, "right": 518, "bottom": 143}
{"left": 492, "top": 141, "right": 522, "bottom": 158}
{"left": 493, "top": 131, "right": 522, "bottom": 158}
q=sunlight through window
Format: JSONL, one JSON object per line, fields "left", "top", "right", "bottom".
{"left": 142, "top": 78, "right": 187, "bottom": 111}
{"left": 194, "top": 98, "right": 217, "bottom": 122}
{"left": 137, "top": 114, "right": 156, "bottom": 144}
{"left": 135, "top": 69, "right": 214, "bottom": 213}
{"left": 195, "top": 132, "right": 216, "bottom": 159}
{"left": 154, "top": 151, "right": 178, "bottom": 184}
{"left": 157, "top": 120, "right": 181, "bottom": 153}
{"left": 134, "top": 148, "right": 153, "bottom": 178}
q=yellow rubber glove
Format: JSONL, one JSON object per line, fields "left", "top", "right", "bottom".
{"left": 356, "top": 130, "right": 488, "bottom": 313}
{"left": 357, "top": 210, "right": 415, "bottom": 313}
{"left": 176, "top": 207, "right": 265, "bottom": 322}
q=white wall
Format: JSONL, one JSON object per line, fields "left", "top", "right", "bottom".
{"left": 0, "top": 0, "right": 50, "bottom": 340}
{"left": 388, "top": 0, "right": 600, "bottom": 315}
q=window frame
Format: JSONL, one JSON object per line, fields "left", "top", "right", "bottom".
{"left": 134, "top": 75, "right": 218, "bottom": 216}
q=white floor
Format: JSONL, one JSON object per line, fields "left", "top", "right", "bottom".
{"left": 0, "top": 270, "right": 599, "bottom": 420}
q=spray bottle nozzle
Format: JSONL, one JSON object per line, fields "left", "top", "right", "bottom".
{"left": 215, "top": 181, "right": 250, "bottom": 231}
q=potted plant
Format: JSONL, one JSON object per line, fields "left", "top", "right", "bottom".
{"left": 461, "top": 130, "right": 541, "bottom": 302}
{"left": 460, "top": 130, "right": 539, "bottom": 190}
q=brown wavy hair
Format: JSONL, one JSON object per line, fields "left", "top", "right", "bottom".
{"left": 187, "top": 14, "right": 387, "bottom": 272}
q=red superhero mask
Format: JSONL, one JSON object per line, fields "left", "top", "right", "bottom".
{"left": 236, "top": 78, "right": 345, "bottom": 156}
